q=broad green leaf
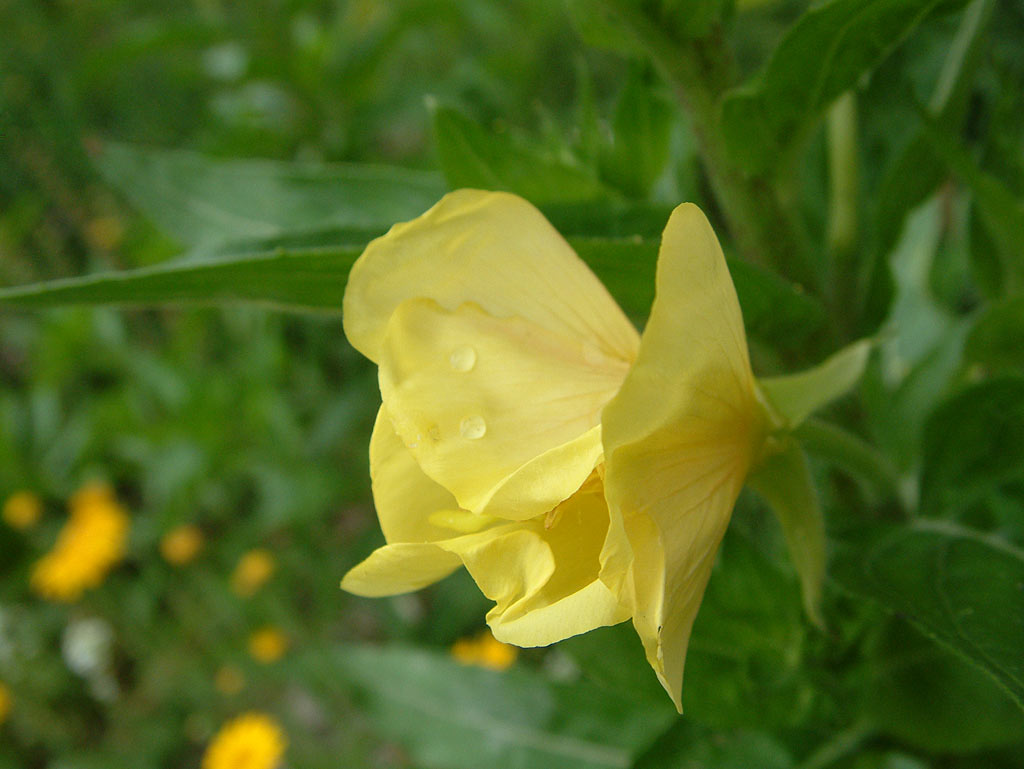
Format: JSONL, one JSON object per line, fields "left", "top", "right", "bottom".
{"left": 96, "top": 141, "right": 447, "bottom": 247}
{"left": 598, "top": 68, "right": 674, "bottom": 198}
{"left": 919, "top": 377, "right": 1024, "bottom": 518}
{"left": 432, "top": 106, "right": 608, "bottom": 203}
{"left": 306, "top": 644, "right": 675, "bottom": 769}
{"left": 867, "top": 617, "right": 1024, "bottom": 752}
{"left": 760, "top": 339, "right": 872, "bottom": 428}
{"left": 831, "top": 520, "right": 1024, "bottom": 710}
{"left": 748, "top": 440, "right": 826, "bottom": 626}
{"left": 0, "top": 237, "right": 823, "bottom": 348}
{"left": 966, "top": 296, "right": 1024, "bottom": 373}
{"left": 720, "top": 0, "right": 971, "bottom": 173}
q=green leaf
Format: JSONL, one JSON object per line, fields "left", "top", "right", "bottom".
{"left": 598, "top": 69, "right": 675, "bottom": 198}
{"left": 0, "top": 236, "right": 823, "bottom": 349}
{"left": 432, "top": 106, "right": 608, "bottom": 203}
{"left": 867, "top": 617, "right": 1024, "bottom": 752}
{"left": 720, "top": 0, "right": 971, "bottom": 173}
{"left": 966, "top": 296, "right": 1024, "bottom": 373}
{"left": 919, "top": 377, "right": 1024, "bottom": 518}
{"left": 308, "top": 644, "right": 675, "bottom": 769}
{"left": 0, "top": 249, "right": 358, "bottom": 313}
{"left": 759, "top": 339, "right": 872, "bottom": 428}
{"left": 96, "top": 142, "right": 447, "bottom": 247}
{"left": 832, "top": 520, "right": 1024, "bottom": 711}
{"left": 748, "top": 440, "right": 826, "bottom": 626}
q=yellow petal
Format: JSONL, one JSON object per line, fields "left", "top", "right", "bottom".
{"left": 448, "top": 478, "right": 629, "bottom": 646}
{"left": 379, "top": 298, "right": 628, "bottom": 520}
{"left": 369, "top": 406, "right": 463, "bottom": 543}
{"left": 341, "top": 542, "right": 461, "bottom": 597}
{"left": 343, "top": 189, "right": 639, "bottom": 365}
{"left": 601, "top": 203, "right": 765, "bottom": 712}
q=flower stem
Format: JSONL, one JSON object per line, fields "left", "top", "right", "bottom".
{"left": 598, "top": 2, "right": 816, "bottom": 288}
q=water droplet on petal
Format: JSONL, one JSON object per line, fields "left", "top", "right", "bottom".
{"left": 427, "top": 425, "right": 441, "bottom": 442}
{"left": 459, "top": 415, "right": 487, "bottom": 440}
{"left": 449, "top": 346, "right": 477, "bottom": 372}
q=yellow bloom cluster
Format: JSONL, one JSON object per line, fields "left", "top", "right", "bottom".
{"left": 202, "top": 712, "right": 287, "bottom": 769}
{"left": 450, "top": 630, "right": 518, "bottom": 671}
{"left": 341, "top": 190, "right": 767, "bottom": 710}
{"left": 31, "top": 483, "right": 129, "bottom": 603}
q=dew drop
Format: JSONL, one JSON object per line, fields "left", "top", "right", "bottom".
{"left": 459, "top": 415, "right": 487, "bottom": 440}
{"left": 449, "top": 345, "right": 477, "bottom": 372}
{"left": 427, "top": 424, "right": 441, "bottom": 442}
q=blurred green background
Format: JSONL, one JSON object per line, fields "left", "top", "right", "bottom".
{"left": 2, "top": 0, "right": 1024, "bottom": 767}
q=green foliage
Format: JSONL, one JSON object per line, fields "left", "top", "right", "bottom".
{"left": 832, "top": 521, "right": 1024, "bottom": 710}
{"left": 720, "top": 0, "right": 971, "bottom": 173}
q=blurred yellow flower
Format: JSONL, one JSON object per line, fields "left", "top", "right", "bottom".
{"left": 248, "top": 627, "right": 289, "bottom": 663}
{"left": 31, "top": 491, "right": 130, "bottom": 603}
{"left": 231, "top": 549, "right": 275, "bottom": 597}
{"left": 451, "top": 630, "right": 518, "bottom": 671}
{"left": 2, "top": 490, "right": 42, "bottom": 530}
{"left": 160, "top": 524, "right": 204, "bottom": 565}
{"left": 0, "top": 682, "right": 11, "bottom": 725}
{"left": 340, "top": 190, "right": 766, "bottom": 711}
{"left": 214, "top": 665, "right": 246, "bottom": 696}
{"left": 202, "top": 712, "right": 286, "bottom": 769}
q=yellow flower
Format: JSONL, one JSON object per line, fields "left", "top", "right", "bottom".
{"left": 340, "top": 190, "right": 766, "bottom": 711}
{"left": 2, "top": 490, "right": 42, "bottom": 530}
{"left": 0, "top": 681, "right": 11, "bottom": 725}
{"left": 69, "top": 480, "right": 115, "bottom": 511}
{"left": 31, "top": 493, "right": 130, "bottom": 603}
{"left": 231, "top": 549, "right": 275, "bottom": 597}
{"left": 202, "top": 712, "right": 286, "bottom": 769}
{"left": 160, "top": 524, "right": 204, "bottom": 565}
{"left": 451, "top": 630, "right": 518, "bottom": 671}
{"left": 248, "top": 627, "right": 289, "bottom": 663}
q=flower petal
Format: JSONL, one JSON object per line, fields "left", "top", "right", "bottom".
{"left": 379, "top": 298, "right": 627, "bottom": 520}
{"left": 601, "top": 203, "right": 765, "bottom": 712}
{"left": 343, "top": 189, "right": 639, "bottom": 365}
{"left": 447, "top": 477, "right": 629, "bottom": 646}
{"left": 369, "top": 406, "right": 462, "bottom": 543}
{"left": 341, "top": 542, "right": 461, "bottom": 597}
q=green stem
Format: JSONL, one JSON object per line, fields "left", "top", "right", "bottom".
{"left": 826, "top": 92, "right": 858, "bottom": 261}
{"left": 795, "top": 418, "right": 904, "bottom": 506}
{"left": 599, "top": 2, "right": 816, "bottom": 288}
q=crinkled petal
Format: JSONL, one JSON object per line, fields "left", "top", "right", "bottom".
{"left": 446, "top": 478, "right": 628, "bottom": 647}
{"left": 379, "top": 298, "right": 627, "bottom": 520}
{"left": 343, "top": 189, "right": 639, "bottom": 365}
{"left": 341, "top": 542, "right": 461, "bottom": 597}
{"left": 369, "top": 406, "right": 462, "bottom": 543}
{"left": 601, "top": 203, "right": 764, "bottom": 712}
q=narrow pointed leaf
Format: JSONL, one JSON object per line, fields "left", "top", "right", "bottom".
{"left": 759, "top": 339, "right": 871, "bottom": 427}
{"left": 748, "top": 440, "right": 826, "bottom": 626}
